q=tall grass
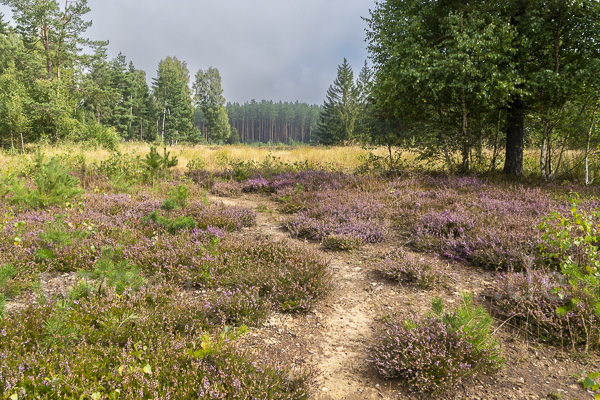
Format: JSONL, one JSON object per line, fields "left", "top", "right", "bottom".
{"left": 0, "top": 143, "right": 391, "bottom": 172}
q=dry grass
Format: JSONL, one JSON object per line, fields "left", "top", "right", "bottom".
{"left": 0, "top": 143, "right": 393, "bottom": 172}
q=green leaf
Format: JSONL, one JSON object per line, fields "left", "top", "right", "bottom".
{"left": 584, "top": 376, "right": 596, "bottom": 389}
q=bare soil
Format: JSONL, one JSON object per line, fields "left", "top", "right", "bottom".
{"left": 7, "top": 192, "right": 600, "bottom": 400}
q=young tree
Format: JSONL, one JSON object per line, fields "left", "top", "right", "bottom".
{"left": 193, "top": 67, "right": 230, "bottom": 143}
{"left": 316, "top": 58, "right": 359, "bottom": 145}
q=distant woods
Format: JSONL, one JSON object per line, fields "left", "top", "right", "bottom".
{"left": 223, "top": 101, "right": 321, "bottom": 144}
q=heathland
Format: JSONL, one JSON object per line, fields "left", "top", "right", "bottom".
{"left": 1, "top": 143, "right": 600, "bottom": 399}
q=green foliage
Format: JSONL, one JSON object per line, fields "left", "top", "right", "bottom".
{"left": 573, "top": 371, "right": 600, "bottom": 400}
{"left": 166, "top": 184, "right": 190, "bottom": 208}
{"left": 186, "top": 157, "right": 206, "bottom": 172}
{"left": 76, "top": 248, "right": 145, "bottom": 297}
{"left": 0, "top": 264, "right": 17, "bottom": 293}
{"left": 6, "top": 157, "right": 84, "bottom": 209}
{"left": 98, "top": 150, "right": 143, "bottom": 184}
{"left": 141, "top": 147, "right": 178, "bottom": 182}
{"left": 146, "top": 211, "right": 197, "bottom": 234}
{"left": 539, "top": 194, "right": 600, "bottom": 293}
{"left": 153, "top": 56, "right": 194, "bottom": 143}
{"left": 75, "top": 123, "right": 121, "bottom": 150}
{"left": 433, "top": 292, "right": 501, "bottom": 358}
{"left": 34, "top": 215, "right": 92, "bottom": 263}
{"left": 194, "top": 67, "right": 231, "bottom": 142}
{"left": 226, "top": 127, "right": 240, "bottom": 144}
{"left": 42, "top": 299, "right": 79, "bottom": 348}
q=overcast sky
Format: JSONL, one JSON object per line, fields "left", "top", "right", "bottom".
{"left": 0, "top": 0, "right": 375, "bottom": 105}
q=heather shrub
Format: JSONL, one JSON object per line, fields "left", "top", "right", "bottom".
{"left": 368, "top": 293, "right": 503, "bottom": 394}
{"left": 493, "top": 267, "right": 600, "bottom": 348}
{"left": 286, "top": 190, "right": 388, "bottom": 247}
{"left": 211, "top": 180, "right": 242, "bottom": 197}
{"left": 375, "top": 251, "right": 448, "bottom": 289}
{"left": 184, "top": 201, "right": 256, "bottom": 231}
{"left": 242, "top": 175, "right": 269, "bottom": 192}
{"left": 212, "top": 239, "right": 333, "bottom": 312}
{"left": 322, "top": 233, "right": 363, "bottom": 250}
{"left": 390, "top": 176, "right": 559, "bottom": 269}
{"left": 0, "top": 286, "right": 315, "bottom": 399}
{"left": 493, "top": 196, "right": 600, "bottom": 348}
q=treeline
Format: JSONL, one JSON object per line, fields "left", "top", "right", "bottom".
{"left": 224, "top": 101, "right": 321, "bottom": 144}
{"left": 0, "top": 1, "right": 320, "bottom": 150}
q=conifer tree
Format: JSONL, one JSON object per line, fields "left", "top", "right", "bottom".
{"left": 316, "top": 58, "right": 359, "bottom": 145}
{"left": 153, "top": 56, "right": 193, "bottom": 144}
{"left": 193, "top": 67, "right": 230, "bottom": 143}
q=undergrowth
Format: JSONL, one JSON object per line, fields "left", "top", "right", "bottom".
{"left": 367, "top": 293, "right": 503, "bottom": 394}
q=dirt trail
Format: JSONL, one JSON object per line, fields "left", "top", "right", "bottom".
{"left": 214, "top": 193, "right": 402, "bottom": 399}
{"left": 213, "top": 193, "right": 600, "bottom": 400}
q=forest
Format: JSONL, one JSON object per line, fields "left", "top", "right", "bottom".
{"left": 0, "top": 1, "right": 324, "bottom": 149}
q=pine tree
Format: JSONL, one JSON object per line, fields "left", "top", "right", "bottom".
{"left": 193, "top": 67, "right": 230, "bottom": 143}
{"left": 316, "top": 58, "right": 359, "bottom": 145}
{"left": 153, "top": 56, "right": 193, "bottom": 144}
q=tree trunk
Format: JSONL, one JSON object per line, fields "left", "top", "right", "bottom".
{"left": 503, "top": 98, "right": 525, "bottom": 175}
{"left": 461, "top": 91, "right": 469, "bottom": 172}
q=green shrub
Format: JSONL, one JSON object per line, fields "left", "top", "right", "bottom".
{"left": 0, "top": 285, "right": 316, "bottom": 399}
{"left": 76, "top": 123, "right": 121, "bottom": 151}
{"left": 6, "top": 158, "right": 84, "bottom": 209}
{"left": 0, "top": 264, "right": 19, "bottom": 298}
{"left": 145, "top": 210, "right": 197, "bottom": 234}
{"left": 75, "top": 248, "right": 145, "bottom": 297}
{"left": 368, "top": 293, "right": 503, "bottom": 394}
{"left": 166, "top": 184, "right": 190, "bottom": 208}
{"left": 142, "top": 147, "right": 178, "bottom": 183}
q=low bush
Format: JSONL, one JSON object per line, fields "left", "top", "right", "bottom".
{"left": 76, "top": 123, "right": 121, "bottom": 151}
{"left": 375, "top": 251, "right": 448, "bottom": 289}
{"left": 286, "top": 190, "right": 389, "bottom": 248}
{"left": 390, "top": 175, "right": 562, "bottom": 270}
{"left": 367, "top": 293, "right": 503, "bottom": 394}
{"left": 494, "top": 196, "right": 600, "bottom": 349}
{"left": 211, "top": 180, "right": 242, "bottom": 197}
{"left": 2, "top": 158, "right": 84, "bottom": 209}
{"left": 322, "top": 233, "right": 363, "bottom": 250}
{"left": 212, "top": 238, "right": 333, "bottom": 312}
{"left": 493, "top": 268, "right": 600, "bottom": 348}
{"left": 0, "top": 285, "right": 316, "bottom": 399}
